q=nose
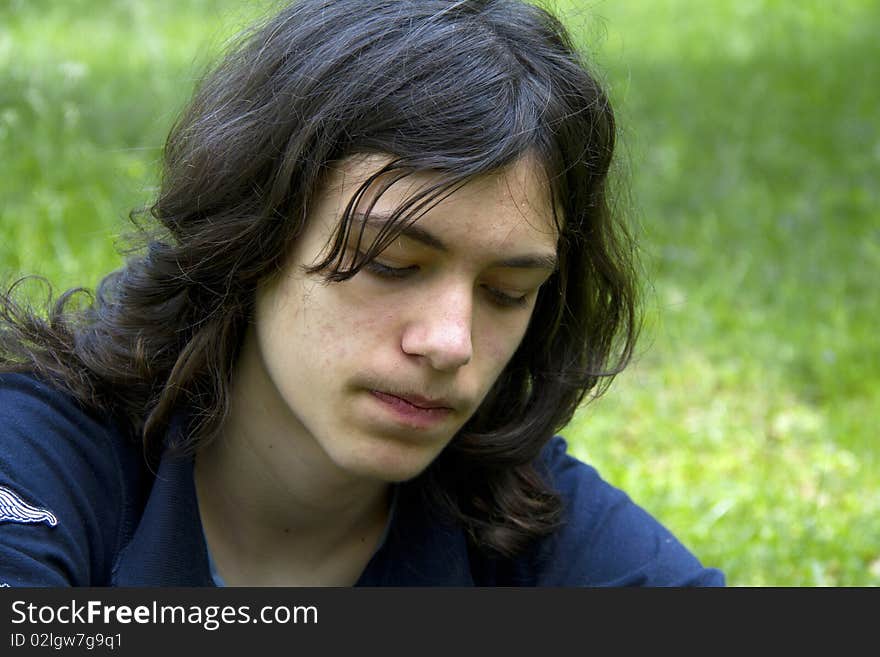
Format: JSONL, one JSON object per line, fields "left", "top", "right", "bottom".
{"left": 401, "top": 285, "right": 473, "bottom": 371}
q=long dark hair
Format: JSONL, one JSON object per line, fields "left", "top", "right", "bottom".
{"left": 0, "top": 0, "right": 638, "bottom": 558}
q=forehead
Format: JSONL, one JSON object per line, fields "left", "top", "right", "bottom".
{"left": 319, "top": 154, "right": 559, "bottom": 253}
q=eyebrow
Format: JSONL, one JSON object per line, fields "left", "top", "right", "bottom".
{"left": 353, "top": 212, "right": 558, "bottom": 271}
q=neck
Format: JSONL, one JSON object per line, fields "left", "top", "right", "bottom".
{"left": 193, "top": 329, "right": 391, "bottom": 584}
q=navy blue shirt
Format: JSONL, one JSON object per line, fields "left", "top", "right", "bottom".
{"left": 0, "top": 373, "right": 724, "bottom": 586}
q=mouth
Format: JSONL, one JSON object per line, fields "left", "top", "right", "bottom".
{"left": 368, "top": 390, "right": 455, "bottom": 429}
{"left": 372, "top": 390, "right": 454, "bottom": 411}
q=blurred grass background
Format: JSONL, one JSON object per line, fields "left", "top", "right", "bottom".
{"left": 1, "top": 0, "right": 878, "bottom": 585}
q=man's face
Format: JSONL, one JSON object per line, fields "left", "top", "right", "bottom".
{"left": 246, "top": 154, "right": 558, "bottom": 483}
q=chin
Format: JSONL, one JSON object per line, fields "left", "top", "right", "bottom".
{"left": 336, "top": 439, "right": 441, "bottom": 484}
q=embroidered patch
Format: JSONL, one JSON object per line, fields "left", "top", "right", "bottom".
{"left": 0, "top": 485, "right": 58, "bottom": 527}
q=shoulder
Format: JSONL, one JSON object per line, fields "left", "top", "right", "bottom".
{"left": 0, "top": 372, "right": 146, "bottom": 586}
{"left": 525, "top": 435, "right": 725, "bottom": 586}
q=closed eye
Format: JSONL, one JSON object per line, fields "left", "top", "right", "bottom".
{"left": 482, "top": 285, "right": 530, "bottom": 308}
{"left": 362, "top": 258, "right": 418, "bottom": 279}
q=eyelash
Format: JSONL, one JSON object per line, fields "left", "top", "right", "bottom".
{"left": 362, "top": 259, "right": 530, "bottom": 308}
{"left": 362, "top": 259, "right": 417, "bottom": 279}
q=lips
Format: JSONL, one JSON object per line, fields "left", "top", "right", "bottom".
{"left": 371, "top": 390, "right": 453, "bottom": 411}
{"left": 368, "top": 390, "right": 455, "bottom": 430}
{"left": 380, "top": 391, "right": 452, "bottom": 410}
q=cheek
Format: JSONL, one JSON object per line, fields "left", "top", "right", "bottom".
{"left": 486, "top": 335, "right": 513, "bottom": 364}
{"left": 309, "top": 287, "right": 397, "bottom": 365}
{"left": 478, "top": 314, "right": 531, "bottom": 372}
{"left": 257, "top": 280, "right": 341, "bottom": 368}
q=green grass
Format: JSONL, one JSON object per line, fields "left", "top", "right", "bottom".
{"left": 559, "top": 0, "right": 880, "bottom": 585}
{"left": 2, "top": 0, "right": 878, "bottom": 585}
{"left": 0, "top": 0, "right": 271, "bottom": 291}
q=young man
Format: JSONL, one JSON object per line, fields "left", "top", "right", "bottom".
{"left": 0, "top": 0, "right": 724, "bottom": 586}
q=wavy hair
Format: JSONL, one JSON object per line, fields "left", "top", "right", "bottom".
{"left": 0, "top": 0, "right": 639, "bottom": 558}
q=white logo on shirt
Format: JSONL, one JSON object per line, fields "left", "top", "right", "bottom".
{"left": 0, "top": 485, "right": 58, "bottom": 527}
